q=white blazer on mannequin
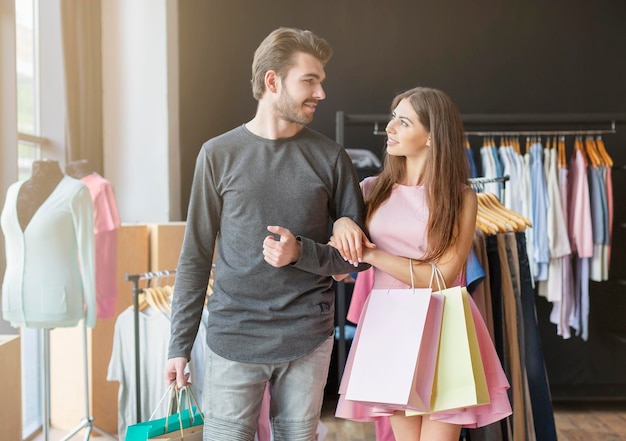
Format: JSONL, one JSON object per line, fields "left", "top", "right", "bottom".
{"left": 1, "top": 176, "right": 96, "bottom": 328}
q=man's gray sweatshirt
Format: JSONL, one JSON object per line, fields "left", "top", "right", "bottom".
{"left": 169, "top": 125, "right": 369, "bottom": 363}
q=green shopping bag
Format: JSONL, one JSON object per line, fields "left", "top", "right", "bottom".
{"left": 126, "top": 384, "right": 204, "bottom": 441}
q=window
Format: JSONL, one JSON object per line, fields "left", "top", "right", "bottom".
{"left": 16, "top": 0, "right": 44, "bottom": 180}
{"left": 15, "top": 1, "right": 48, "bottom": 438}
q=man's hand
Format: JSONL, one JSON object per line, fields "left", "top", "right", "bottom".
{"left": 263, "top": 225, "right": 302, "bottom": 267}
{"left": 164, "top": 357, "right": 191, "bottom": 388}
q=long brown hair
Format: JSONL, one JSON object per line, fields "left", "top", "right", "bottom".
{"left": 365, "top": 87, "right": 469, "bottom": 262}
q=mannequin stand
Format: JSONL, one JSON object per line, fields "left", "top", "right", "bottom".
{"left": 40, "top": 324, "right": 117, "bottom": 441}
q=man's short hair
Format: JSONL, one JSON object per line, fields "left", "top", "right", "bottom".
{"left": 251, "top": 27, "right": 333, "bottom": 100}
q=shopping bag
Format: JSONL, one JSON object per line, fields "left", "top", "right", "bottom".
{"left": 428, "top": 284, "right": 490, "bottom": 412}
{"left": 126, "top": 384, "right": 204, "bottom": 441}
{"left": 152, "top": 424, "right": 203, "bottom": 440}
{"left": 344, "top": 261, "right": 444, "bottom": 412}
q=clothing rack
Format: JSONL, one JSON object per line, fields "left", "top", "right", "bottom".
{"left": 468, "top": 175, "right": 510, "bottom": 192}
{"left": 461, "top": 114, "right": 622, "bottom": 137}
{"left": 333, "top": 111, "right": 626, "bottom": 388}
{"left": 465, "top": 129, "right": 616, "bottom": 136}
{"left": 124, "top": 269, "right": 176, "bottom": 422}
{"left": 336, "top": 111, "right": 626, "bottom": 145}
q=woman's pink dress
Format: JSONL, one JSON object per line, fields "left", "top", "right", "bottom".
{"left": 335, "top": 178, "right": 512, "bottom": 428}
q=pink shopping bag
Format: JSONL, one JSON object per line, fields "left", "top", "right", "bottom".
{"left": 344, "top": 284, "right": 444, "bottom": 413}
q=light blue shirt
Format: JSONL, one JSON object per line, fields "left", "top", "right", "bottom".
{"left": 530, "top": 142, "right": 549, "bottom": 281}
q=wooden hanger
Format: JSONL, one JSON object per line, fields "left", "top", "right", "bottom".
{"left": 595, "top": 136, "right": 613, "bottom": 167}
{"left": 477, "top": 192, "right": 531, "bottom": 231}
{"left": 163, "top": 285, "right": 174, "bottom": 297}
{"left": 477, "top": 203, "right": 511, "bottom": 232}
{"left": 575, "top": 136, "right": 588, "bottom": 167}
{"left": 486, "top": 192, "right": 532, "bottom": 228}
{"left": 476, "top": 192, "right": 514, "bottom": 232}
{"left": 134, "top": 286, "right": 172, "bottom": 313}
{"left": 137, "top": 288, "right": 158, "bottom": 311}
{"left": 584, "top": 137, "right": 602, "bottom": 167}
{"left": 145, "top": 287, "right": 164, "bottom": 311}
{"left": 153, "top": 286, "right": 172, "bottom": 313}
{"left": 476, "top": 214, "right": 499, "bottom": 235}
{"left": 558, "top": 137, "right": 567, "bottom": 168}
{"left": 136, "top": 292, "right": 149, "bottom": 311}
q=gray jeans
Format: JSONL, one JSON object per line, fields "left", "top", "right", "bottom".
{"left": 202, "top": 336, "right": 334, "bottom": 441}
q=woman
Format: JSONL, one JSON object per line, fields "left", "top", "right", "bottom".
{"left": 331, "top": 87, "right": 511, "bottom": 440}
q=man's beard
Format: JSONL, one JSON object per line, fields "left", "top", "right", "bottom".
{"left": 275, "top": 88, "right": 314, "bottom": 126}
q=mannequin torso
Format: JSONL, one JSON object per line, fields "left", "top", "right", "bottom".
{"left": 17, "top": 159, "right": 65, "bottom": 231}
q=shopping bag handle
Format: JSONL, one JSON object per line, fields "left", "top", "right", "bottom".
{"left": 429, "top": 263, "right": 447, "bottom": 291}
{"left": 148, "top": 382, "right": 177, "bottom": 422}
{"left": 178, "top": 385, "right": 205, "bottom": 425}
{"left": 384, "top": 258, "right": 417, "bottom": 294}
{"left": 163, "top": 384, "right": 205, "bottom": 433}
{"left": 166, "top": 384, "right": 183, "bottom": 437}
{"left": 385, "top": 259, "right": 444, "bottom": 294}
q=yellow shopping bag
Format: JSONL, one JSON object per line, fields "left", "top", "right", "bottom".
{"left": 429, "top": 285, "right": 490, "bottom": 412}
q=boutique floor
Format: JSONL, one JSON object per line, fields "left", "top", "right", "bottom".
{"left": 30, "top": 400, "right": 626, "bottom": 441}
{"left": 320, "top": 399, "right": 626, "bottom": 441}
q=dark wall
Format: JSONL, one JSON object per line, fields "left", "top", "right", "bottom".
{"left": 177, "top": 0, "right": 626, "bottom": 399}
{"left": 178, "top": 0, "right": 626, "bottom": 210}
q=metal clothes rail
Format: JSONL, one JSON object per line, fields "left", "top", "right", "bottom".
{"left": 124, "top": 269, "right": 176, "bottom": 422}
{"left": 468, "top": 175, "right": 510, "bottom": 192}
{"left": 336, "top": 111, "right": 626, "bottom": 145}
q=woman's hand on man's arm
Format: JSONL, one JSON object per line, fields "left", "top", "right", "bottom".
{"left": 330, "top": 217, "right": 376, "bottom": 267}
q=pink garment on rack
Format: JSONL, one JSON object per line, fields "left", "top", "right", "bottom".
{"left": 256, "top": 384, "right": 272, "bottom": 441}
{"left": 604, "top": 166, "right": 613, "bottom": 279}
{"left": 567, "top": 150, "right": 593, "bottom": 258}
{"left": 81, "top": 173, "right": 121, "bottom": 319}
{"left": 567, "top": 149, "right": 593, "bottom": 339}
{"left": 551, "top": 163, "right": 575, "bottom": 339}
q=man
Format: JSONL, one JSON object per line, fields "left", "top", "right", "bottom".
{"left": 164, "top": 27, "right": 368, "bottom": 440}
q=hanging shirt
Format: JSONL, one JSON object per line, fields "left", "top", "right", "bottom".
{"left": 1, "top": 176, "right": 96, "bottom": 328}
{"left": 538, "top": 148, "right": 571, "bottom": 301}
{"left": 539, "top": 148, "right": 574, "bottom": 340}
{"left": 567, "top": 149, "right": 593, "bottom": 340}
{"left": 530, "top": 142, "right": 550, "bottom": 281}
{"left": 521, "top": 151, "right": 536, "bottom": 287}
{"left": 500, "top": 143, "right": 524, "bottom": 215}
{"left": 480, "top": 145, "right": 500, "bottom": 197}
{"left": 498, "top": 144, "right": 513, "bottom": 208}
{"left": 588, "top": 166, "right": 608, "bottom": 282}
{"left": 554, "top": 160, "right": 575, "bottom": 339}
{"left": 567, "top": 150, "right": 594, "bottom": 259}
{"left": 80, "top": 173, "right": 121, "bottom": 318}
{"left": 491, "top": 145, "right": 504, "bottom": 197}
{"left": 512, "top": 147, "right": 526, "bottom": 214}
{"left": 467, "top": 147, "right": 478, "bottom": 179}
{"left": 603, "top": 166, "right": 613, "bottom": 280}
